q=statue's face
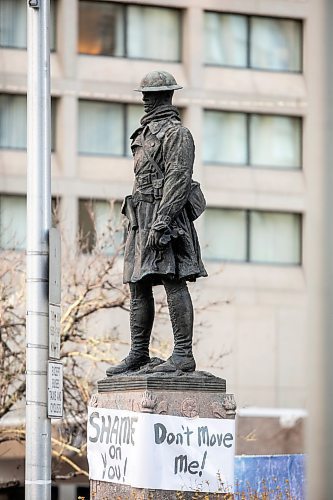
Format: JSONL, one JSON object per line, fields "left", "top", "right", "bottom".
{"left": 142, "top": 92, "right": 162, "bottom": 113}
{"left": 142, "top": 91, "right": 173, "bottom": 113}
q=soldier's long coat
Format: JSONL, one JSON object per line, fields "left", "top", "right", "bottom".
{"left": 123, "top": 105, "right": 207, "bottom": 284}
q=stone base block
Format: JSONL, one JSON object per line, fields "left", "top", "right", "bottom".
{"left": 90, "top": 482, "right": 234, "bottom": 499}
{"left": 89, "top": 369, "right": 236, "bottom": 499}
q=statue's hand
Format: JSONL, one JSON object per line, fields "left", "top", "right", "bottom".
{"left": 147, "top": 229, "right": 165, "bottom": 250}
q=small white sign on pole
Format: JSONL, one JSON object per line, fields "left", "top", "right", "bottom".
{"left": 87, "top": 407, "right": 235, "bottom": 494}
{"left": 49, "top": 304, "right": 61, "bottom": 359}
{"left": 48, "top": 361, "right": 63, "bottom": 418}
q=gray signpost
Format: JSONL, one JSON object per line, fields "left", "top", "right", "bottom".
{"left": 26, "top": 1, "right": 53, "bottom": 498}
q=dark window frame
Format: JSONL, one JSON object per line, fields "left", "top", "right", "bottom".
{"left": 203, "top": 109, "right": 303, "bottom": 170}
{"left": 204, "top": 11, "right": 303, "bottom": 74}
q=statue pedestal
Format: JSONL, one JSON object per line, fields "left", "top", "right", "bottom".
{"left": 89, "top": 369, "right": 236, "bottom": 499}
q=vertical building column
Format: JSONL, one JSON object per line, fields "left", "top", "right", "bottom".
{"left": 182, "top": 6, "right": 205, "bottom": 240}
{"left": 184, "top": 105, "right": 204, "bottom": 183}
{"left": 57, "top": 95, "right": 78, "bottom": 179}
{"left": 54, "top": 0, "right": 78, "bottom": 248}
{"left": 56, "top": 0, "right": 78, "bottom": 79}
{"left": 306, "top": 0, "right": 333, "bottom": 496}
{"left": 56, "top": 95, "right": 78, "bottom": 247}
{"left": 184, "top": 104, "right": 205, "bottom": 240}
{"left": 53, "top": 0, "right": 78, "bottom": 177}
{"left": 182, "top": 6, "right": 204, "bottom": 90}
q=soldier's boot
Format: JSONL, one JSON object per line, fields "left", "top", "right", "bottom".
{"left": 153, "top": 280, "right": 196, "bottom": 373}
{"left": 106, "top": 282, "right": 154, "bottom": 376}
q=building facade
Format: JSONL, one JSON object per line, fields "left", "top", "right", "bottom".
{"left": 0, "top": 0, "right": 309, "bottom": 413}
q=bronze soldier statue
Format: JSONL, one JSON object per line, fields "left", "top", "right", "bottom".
{"left": 107, "top": 70, "right": 207, "bottom": 376}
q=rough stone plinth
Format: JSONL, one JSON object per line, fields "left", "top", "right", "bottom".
{"left": 90, "top": 363, "right": 236, "bottom": 499}
{"left": 90, "top": 482, "right": 234, "bottom": 499}
{"left": 98, "top": 370, "right": 226, "bottom": 394}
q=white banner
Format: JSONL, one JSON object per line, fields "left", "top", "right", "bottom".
{"left": 87, "top": 406, "right": 235, "bottom": 494}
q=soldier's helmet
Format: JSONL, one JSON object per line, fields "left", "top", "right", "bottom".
{"left": 134, "top": 70, "right": 182, "bottom": 92}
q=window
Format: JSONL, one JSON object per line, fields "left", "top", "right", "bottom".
{"left": 249, "top": 114, "right": 301, "bottom": 168}
{"left": 78, "top": 100, "right": 142, "bottom": 156}
{"left": 0, "top": 195, "right": 26, "bottom": 250}
{"left": 204, "top": 208, "right": 247, "bottom": 261}
{"left": 0, "top": 94, "right": 57, "bottom": 150}
{"left": 126, "top": 104, "right": 143, "bottom": 156}
{"left": 204, "top": 208, "right": 301, "bottom": 265}
{"left": 79, "top": 199, "right": 124, "bottom": 254}
{"left": 78, "top": 1, "right": 181, "bottom": 62}
{"left": 204, "top": 12, "right": 302, "bottom": 72}
{"left": 0, "top": 196, "right": 60, "bottom": 251}
{"left": 203, "top": 110, "right": 302, "bottom": 169}
{"left": 78, "top": 101, "right": 123, "bottom": 156}
{"left": 249, "top": 211, "right": 301, "bottom": 264}
{"left": 0, "top": 0, "right": 56, "bottom": 50}
{"left": 51, "top": 197, "right": 61, "bottom": 226}
{"left": 0, "top": 94, "right": 27, "bottom": 149}
{"left": 127, "top": 5, "right": 180, "bottom": 61}
{"left": 250, "top": 17, "right": 302, "bottom": 72}
{"left": 203, "top": 111, "right": 247, "bottom": 164}
{"left": 78, "top": 2, "right": 124, "bottom": 56}
{"left": 204, "top": 13, "right": 247, "bottom": 68}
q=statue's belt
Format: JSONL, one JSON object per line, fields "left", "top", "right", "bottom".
{"left": 136, "top": 172, "right": 163, "bottom": 188}
{"left": 132, "top": 191, "right": 155, "bottom": 205}
{"left": 135, "top": 172, "right": 164, "bottom": 202}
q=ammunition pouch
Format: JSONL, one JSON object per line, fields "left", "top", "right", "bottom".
{"left": 152, "top": 178, "right": 163, "bottom": 200}
{"left": 121, "top": 195, "right": 138, "bottom": 231}
{"left": 137, "top": 173, "right": 152, "bottom": 188}
{"left": 186, "top": 181, "right": 206, "bottom": 221}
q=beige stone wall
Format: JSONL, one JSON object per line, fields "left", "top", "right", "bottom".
{"left": 0, "top": 0, "right": 310, "bottom": 410}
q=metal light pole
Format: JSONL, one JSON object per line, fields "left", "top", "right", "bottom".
{"left": 26, "top": 1, "right": 52, "bottom": 499}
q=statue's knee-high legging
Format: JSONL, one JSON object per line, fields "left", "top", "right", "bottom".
{"left": 129, "top": 278, "right": 194, "bottom": 360}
